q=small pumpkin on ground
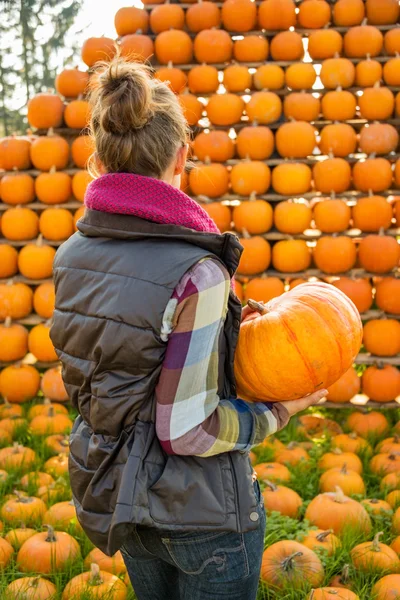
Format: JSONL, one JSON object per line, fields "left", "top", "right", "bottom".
{"left": 261, "top": 540, "right": 324, "bottom": 589}
{"left": 299, "top": 529, "right": 341, "bottom": 556}
{"left": 351, "top": 532, "right": 400, "bottom": 574}
{"left": 262, "top": 481, "right": 303, "bottom": 518}
{"left": 17, "top": 525, "right": 81, "bottom": 574}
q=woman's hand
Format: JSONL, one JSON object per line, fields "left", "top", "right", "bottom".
{"left": 280, "top": 389, "right": 328, "bottom": 417}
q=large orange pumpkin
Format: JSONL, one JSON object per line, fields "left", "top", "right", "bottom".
{"left": 30, "top": 135, "right": 69, "bottom": 171}
{"left": 258, "top": 0, "right": 296, "bottom": 30}
{"left": 327, "top": 367, "right": 361, "bottom": 404}
{"left": 234, "top": 282, "right": 362, "bottom": 402}
{"left": 233, "top": 35, "right": 269, "bottom": 63}
{"left": 333, "top": 0, "right": 365, "bottom": 26}
{"left": 313, "top": 199, "right": 351, "bottom": 233}
{"left": 187, "top": 65, "right": 219, "bottom": 94}
{"left": 313, "top": 158, "right": 351, "bottom": 194}
{"left": 320, "top": 58, "right": 356, "bottom": 89}
{"left": 331, "top": 277, "right": 373, "bottom": 313}
{"left": 376, "top": 278, "right": 400, "bottom": 315}
{"left": 35, "top": 169, "right": 72, "bottom": 205}
{"left": 304, "top": 487, "right": 371, "bottom": 536}
{"left": 358, "top": 235, "right": 400, "bottom": 274}
{"left": 81, "top": 37, "right": 115, "bottom": 67}
{"left": 55, "top": 68, "right": 89, "bottom": 98}
{"left": 319, "top": 124, "right": 357, "bottom": 158}
{"left": 246, "top": 92, "right": 282, "bottom": 125}
{"left": 353, "top": 196, "right": 393, "bottom": 232}
{"left": 237, "top": 237, "right": 271, "bottom": 275}
{"left": 359, "top": 87, "right": 395, "bottom": 121}
{"left": 207, "top": 94, "right": 244, "bottom": 126}
{"left": 186, "top": 1, "right": 221, "bottom": 32}
{"left": 344, "top": 25, "right": 383, "bottom": 58}
{"left": 230, "top": 162, "right": 271, "bottom": 196}
{"left": 149, "top": 4, "right": 185, "bottom": 33}
{"left": 236, "top": 126, "right": 274, "bottom": 160}
{"left": 362, "top": 365, "right": 400, "bottom": 403}
{"left": 0, "top": 173, "right": 35, "bottom": 205}
{"left": 366, "top": 0, "right": 399, "bottom": 24}
{"left": 189, "top": 164, "right": 229, "bottom": 198}
{"left": 353, "top": 159, "right": 393, "bottom": 193}
{"left": 221, "top": 0, "right": 257, "bottom": 32}
{"left": 308, "top": 30, "right": 343, "bottom": 60}
{"left": 0, "top": 136, "right": 32, "bottom": 171}
{"left": 233, "top": 198, "right": 273, "bottom": 234}
{"left": 283, "top": 93, "right": 321, "bottom": 122}
{"left": 223, "top": 65, "right": 252, "bottom": 93}
{"left": 114, "top": 6, "right": 149, "bottom": 36}
{"left": 298, "top": 0, "right": 331, "bottom": 29}
{"left": 254, "top": 64, "right": 285, "bottom": 90}
{"left": 321, "top": 90, "right": 357, "bottom": 121}
{"left": 356, "top": 58, "right": 383, "bottom": 87}
{"left": 27, "top": 93, "right": 64, "bottom": 130}
{"left": 270, "top": 31, "right": 304, "bottom": 61}
{"left": 193, "top": 29, "right": 233, "bottom": 64}
{"left": 272, "top": 163, "right": 312, "bottom": 196}
{"left": 276, "top": 121, "right": 316, "bottom": 159}
{"left": 193, "top": 131, "right": 234, "bottom": 163}
{"left": 363, "top": 320, "right": 400, "bottom": 357}
{"left": 274, "top": 200, "right": 312, "bottom": 235}
{"left": 261, "top": 541, "right": 324, "bottom": 589}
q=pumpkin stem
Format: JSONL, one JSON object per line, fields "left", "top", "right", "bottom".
{"left": 287, "top": 441, "right": 298, "bottom": 450}
{"left": 89, "top": 563, "right": 103, "bottom": 586}
{"left": 249, "top": 191, "right": 257, "bottom": 202}
{"left": 282, "top": 551, "right": 303, "bottom": 572}
{"left": 372, "top": 531, "right": 384, "bottom": 552}
{"left": 28, "top": 577, "right": 41, "bottom": 589}
{"left": 47, "top": 127, "right": 54, "bottom": 137}
{"left": 247, "top": 299, "right": 267, "bottom": 315}
{"left": 309, "top": 591, "right": 315, "bottom": 600}
{"left": 332, "top": 448, "right": 342, "bottom": 455}
{"left": 348, "top": 432, "right": 357, "bottom": 440}
{"left": 3, "top": 398, "right": 11, "bottom": 408}
{"left": 341, "top": 564, "right": 350, "bottom": 583}
{"left": 49, "top": 165, "right": 57, "bottom": 174}
{"left": 48, "top": 406, "right": 55, "bottom": 418}
{"left": 340, "top": 463, "right": 347, "bottom": 475}
{"left": 316, "top": 529, "right": 333, "bottom": 543}
{"left": 36, "top": 235, "right": 44, "bottom": 248}
{"left": 333, "top": 486, "right": 347, "bottom": 504}
{"left": 12, "top": 442, "right": 21, "bottom": 454}
{"left": 4, "top": 316, "right": 12, "bottom": 329}
{"left": 44, "top": 524, "right": 57, "bottom": 543}
{"left": 265, "top": 479, "right": 277, "bottom": 492}
{"left": 241, "top": 228, "right": 251, "bottom": 240}
{"left": 43, "top": 398, "right": 51, "bottom": 406}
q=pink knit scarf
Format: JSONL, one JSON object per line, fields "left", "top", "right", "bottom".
{"left": 85, "top": 172, "right": 221, "bottom": 235}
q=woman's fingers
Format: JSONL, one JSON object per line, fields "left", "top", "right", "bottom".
{"left": 280, "top": 389, "right": 328, "bottom": 417}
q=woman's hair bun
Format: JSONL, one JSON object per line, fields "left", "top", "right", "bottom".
{"left": 93, "top": 58, "right": 154, "bottom": 135}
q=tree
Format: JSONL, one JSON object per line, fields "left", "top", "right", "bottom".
{"left": 0, "top": 0, "right": 83, "bottom": 136}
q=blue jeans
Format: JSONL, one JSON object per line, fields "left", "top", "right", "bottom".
{"left": 121, "top": 481, "right": 266, "bottom": 600}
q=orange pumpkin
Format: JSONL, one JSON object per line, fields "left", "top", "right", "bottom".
{"left": 188, "top": 65, "right": 219, "bottom": 94}
{"left": 0, "top": 282, "right": 32, "bottom": 322}
{"left": 193, "top": 29, "right": 232, "bottom": 64}
{"left": 193, "top": 131, "right": 235, "bottom": 163}
{"left": 276, "top": 121, "right": 316, "bottom": 159}
{"left": 254, "top": 462, "right": 291, "bottom": 483}
{"left": 18, "top": 238, "right": 55, "bottom": 280}
{"left": 29, "top": 410, "right": 72, "bottom": 436}
{"left": 319, "top": 465, "right": 365, "bottom": 495}
{"left": 254, "top": 64, "right": 285, "bottom": 90}
{"left": 244, "top": 277, "right": 284, "bottom": 304}
{"left": 332, "top": 432, "right": 371, "bottom": 455}
{"left": 327, "top": 367, "right": 361, "bottom": 404}
{"left": 28, "top": 323, "right": 58, "bottom": 363}
{"left": 223, "top": 65, "right": 252, "bottom": 93}
{"left": 2, "top": 207, "right": 38, "bottom": 242}
{"left": 0, "top": 246, "right": 18, "bottom": 280}
{"left": 155, "top": 66, "right": 187, "bottom": 95}
{"left": 43, "top": 500, "right": 80, "bottom": 532}
{"left": 272, "top": 240, "right": 311, "bottom": 273}
{"left": 318, "top": 449, "right": 363, "bottom": 474}
{"left": 236, "top": 126, "right": 275, "bottom": 160}
{"left": 186, "top": 1, "right": 221, "bottom": 32}
{"left": 1, "top": 492, "right": 46, "bottom": 526}
{"left": 283, "top": 92, "right": 321, "bottom": 122}
{"left": 17, "top": 526, "right": 81, "bottom": 574}
{"left": 35, "top": 169, "right": 72, "bottom": 205}
{"left": 314, "top": 237, "right": 356, "bottom": 274}
{"left": 359, "top": 87, "right": 395, "bottom": 121}
{"left": 356, "top": 58, "right": 383, "bottom": 87}
{"left": 0, "top": 445, "right": 36, "bottom": 472}
{"left": 235, "top": 282, "right": 362, "bottom": 402}
{"left": 189, "top": 164, "right": 229, "bottom": 198}
{"left": 246, "top": 92, "right": 282, "bottom": 125}
{"left": 270, "top": 31, "right": 304, "bottom": 61}
{"left": 344, "top": 25, "right": 383, "bottom": 58}
{"left": 27, "top": 93, "right": 64, "bottom": 130}
{"left": 39, "top": 208, "right": 74, "bottom": 242}
{"left": 0, "top": 319, "right": 28, "bottom": 362}
{"left": 274, "top": 200, "right": 312, "bottom": 235}
{"left": 44, "top": 434, "right": 69, "bottom": 455}
{"left": 44, "top": 454, "right": 69, "bottom": 478}
{"left": 352, "top": 532, "right": 400, "bottom": 573}
{"left": 258, "top": 0, "right": 296, "bottom": 30}
{"left": 319, "top": 124, "right": 357, "bottom": 158}
{"left": 235, "top": 35, "right": 269, "bottom": 62}
{"left": 207, "top": 94, "right": 244, "bottom": 126}
{"left": 61, "top": 563, "right": 127, "bottom": 600}
{"left": 33, "top": 282, "right": 55, "bottom": 320}
{"left": 30, "top": 134, "right": 69, "bottom": 172}
{"left": 358, "top": 235, "right": 400, "bottom": 274}
{"left": 55, "top": 68, "right": 89, "bottom": 98}
{"left": 0, "top": 173, "right": 35, "bottom": 205}
{"left": 353, "top": 158, "right": 393, "bottom": 193}
{"left": 235, "top": 281, "right": 244, "bottom": 303}
{"left": 313, "top": 158, "right": 351, "bottom": 194}
{"left": 233, "top": 198, "right": 273, "bottom": 234}
{"left": 230, "top": 162, "right": 271, "bottom": 196}
{"left": 0, "top": 364, "right": 40, "bottom": 404}
{"left": 372, "top": 575, "right": 400, "bottom": 600}
{"left": 313, "top": 199, "right": 351, "bottom": 233}
{"left": 84, "top": 548, "right": 127, "bottom": 575}
{"left": 359, "top": 123, "right": 398, "bottom": 156}
{"left": 114, "top": 6, "right": 149, "bottom": 36}
{"left": 304, "top": 487, "right": 371, "bottom": 536}
{"left": 333, "top": 0, "right": 365, "bottom": 25}
{"left": 64, "top": 99, "right": 91, "bottom": 129}
{"left": 261, "top": 540, "right": 324, "bottom": 589}
{"left": 72, "top": 170, "right": 93, "bottom": 203}
{"left": 202, "top": 203, "right": 232, "bottom": 233}
{"left": 237, "top": 236, "right": 271, "bottom": 275}
{"left": 376, "top": 278, "right": 400, "bottom": 315}
{"left": 320, "top": 58, "right": 356, "bottom": 89}
{"left": 221, "top": 0, "right": 257, "bottom": 32}
{"left": 385, "top": 29, "right": 400, "bottom": 55}
{"left": 150, "top": 4, "right": 185, "bottom": 33}
{"left": 347, "top": 411, "right": 389, "bottom": 438}
{"left": 362, "top": 498, "right": 392, "bottom": 516}
{"left": 272, "top": 163, "right": 312, "bottom": 195}
{"left": 362, "top": 365, "right": 400, "bottom": 403}
{"left": 71, "top": 135, "right": 94, "bottom": 169}
{"left": 0, "top": 135, "right": 32, "bottom": 171}
{"left": 321, "top": 90, "right": 357, "bottom": 121}
{"left": 353, "top": 196, "right": 393, "bottom": 232}
{"left": 275, "top": 442, "right": 310, "bottom": 466}
{"left": 120, "top": 33, "right": 154, "bottom": 62}
{"left": 331, "top": 277, "right": 373, "bottom": 313}
{"left": 298, "top": 0, "right": 331, "bottom": 29}
{"left": 300, "top": 529, "right": 341, "bottom": 557}
{"left": 262, "top": 481, "right": 302, "bottom": 518}
{"left": 308, "top": 30, "right": 343, "bottom": 60}
{"left": 5, "top": 528, "right": 37, "bottom": 552}
{"left": 366, "top": 0, "right": 399, "bottom": 24}
{"left": 81, "top": 37, "right": 115, "bottom": 67}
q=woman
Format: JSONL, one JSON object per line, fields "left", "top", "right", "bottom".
{"left": 51, "top": 58, "right": 326, "bottom": 600}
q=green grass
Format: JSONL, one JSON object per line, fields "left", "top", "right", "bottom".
{"left": 2, "top": 401, "right": 400, "bottom": 598}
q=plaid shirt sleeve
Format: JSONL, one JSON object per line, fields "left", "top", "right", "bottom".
{"left": 155, "top": 258, "right": 290, "bottom": 457}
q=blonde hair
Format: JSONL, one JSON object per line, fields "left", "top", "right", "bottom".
{"left": 88, "top": 57, "right": 189, "bottom": 178}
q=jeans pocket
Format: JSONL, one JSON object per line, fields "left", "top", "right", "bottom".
{"left": 162, "top": 530, "right": 250, "bottom": 583}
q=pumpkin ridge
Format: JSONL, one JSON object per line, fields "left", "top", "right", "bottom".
{"left": 279, "top": 313, "right": 320, "bottom": 389}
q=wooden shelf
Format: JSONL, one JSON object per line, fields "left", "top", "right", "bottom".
{"left": 0, "top": 201, "right": 82, "bottom": 212}
{"left": 322, "top": 400, "right": 400, "bottom": 410}
{"left": 195, "top": 190, "right": 400, "bottom": 203}
{"left": 193, "top": 117, "right": 400, "bottom": 133}
{"left": 0, "top": 169, "right": 81, "bottom": 178}
{"left": 0, "top": 276, "right": 52, "bottom": 285}
{"left": 237, "top": 267, "right": 400, "bottom": 280}
{"left": 0, "top": 239, "right": 63, "bottom": 248}
{"left": 355, "top": 354, "right": 400, "bottom": 366}
{"left": 193, "top": 153, "right": 400, "bottom": 168}
{"left": 261, "top": 228, "right": 400, "bottom": 241}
